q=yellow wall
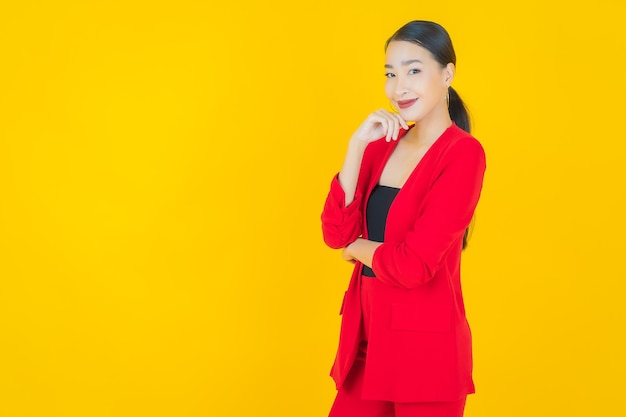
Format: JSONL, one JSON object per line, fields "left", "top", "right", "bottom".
{"left": 1, "top": 1, "right": 625, "bottom": 416}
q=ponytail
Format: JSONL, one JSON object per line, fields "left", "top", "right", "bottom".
{"left": 448, "top": 86, "right": 470, "bottom": 133}
{"left": 448, "top": 86, "right": 472, "bottom": 250}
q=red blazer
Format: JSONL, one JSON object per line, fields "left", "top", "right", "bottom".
{"left": 321, "top": 123, "right": 486, "bottom": 402}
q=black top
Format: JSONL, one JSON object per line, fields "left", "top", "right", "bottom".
{"left": 362, "top": 184, "right": 400, "bottom": 277}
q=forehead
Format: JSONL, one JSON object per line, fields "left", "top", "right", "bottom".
{"left": 385, "top": 40, "right": 435, "bottom": 65}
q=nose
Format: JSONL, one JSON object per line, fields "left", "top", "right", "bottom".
{"left": 393, "top": 75, "right": 409, "bottom": 98}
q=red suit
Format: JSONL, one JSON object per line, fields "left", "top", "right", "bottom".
{"left": 321, "top": 123, "right": 486, "bottom": 402}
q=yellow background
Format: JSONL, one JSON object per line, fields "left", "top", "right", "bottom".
{"left": 1, "top": 1, "right": 625, "bottom": 416}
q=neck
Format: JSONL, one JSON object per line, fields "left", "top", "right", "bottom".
{"left": 405, "top": 112, "right": 453, "bottom": 147}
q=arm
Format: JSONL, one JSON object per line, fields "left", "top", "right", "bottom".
{"left": 320, "top": 141, "right": 367, "bottom": 249}
{"left": 362, "top": 139, "right": 486, "bottom": 289}
{"left": 321, "top": 110, "right": 409, "bottom": 249}
{"left": 338, "top": 140, "right": 368, "bottom": 206}
{"left": 342, "top": 238, "right": 381, "bottom": 267}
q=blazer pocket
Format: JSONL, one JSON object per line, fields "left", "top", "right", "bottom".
{"left": 391, "top": 303, "right": 452, "bottom": 333}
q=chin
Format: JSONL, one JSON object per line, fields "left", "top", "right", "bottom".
{"left": 399, "top": 112, "right": 420, "bottom": 124}
{"left": 394, "top": 105, "right": 415, "bottom": 118}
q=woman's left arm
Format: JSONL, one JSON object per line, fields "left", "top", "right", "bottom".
{"left": 342, "top": 238, "right": 381, "bottom": 266}
{"left": 345, "top": 138, "right": 486, "bottom": 289}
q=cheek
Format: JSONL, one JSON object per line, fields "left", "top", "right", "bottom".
{"left": 416, "top": 80, "right": 439, "bottom": 102}
{"left": 384, "top": 80, "right": 394, "bottom": 99}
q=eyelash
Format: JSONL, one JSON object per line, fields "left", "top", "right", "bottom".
{"left": 385, "top": 69, "right": 421, "bottom": 78}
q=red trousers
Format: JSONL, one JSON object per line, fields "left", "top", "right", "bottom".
{"left": 328, "top": 277, "right": 467, "bottom": 417}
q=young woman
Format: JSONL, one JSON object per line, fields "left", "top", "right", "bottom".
{"left": 321, "top": 21, "right": 487, "bottom": 417}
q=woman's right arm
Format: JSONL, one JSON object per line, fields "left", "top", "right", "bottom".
{"left": 339, "top": 109, "right": 409, "bottom": 205}
{"left": 321, "top": 110, "right": 408, "bottom": 249}
{"left": 337, "top": 140, "right": 368, "bottom": 207}
{"left": 320, "top": 141, "right": 366, "bottom": 250}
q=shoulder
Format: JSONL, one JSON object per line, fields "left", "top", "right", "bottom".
{"left": 446, "top": 124, "right": 483, "bottom": 150}
{"left": 442, "top": 124, "right": 485, "bottom": 162}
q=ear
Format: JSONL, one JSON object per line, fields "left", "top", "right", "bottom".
{"left": 443, "top": 63, "right": 455, "bottom": 87}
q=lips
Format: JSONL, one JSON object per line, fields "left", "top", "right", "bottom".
{"left": 396, "top": 99, "right": 417, "bottom": 109}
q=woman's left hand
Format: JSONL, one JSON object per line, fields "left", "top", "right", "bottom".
{"left": 341, "top": 247, "right": 356, "bottom": 264}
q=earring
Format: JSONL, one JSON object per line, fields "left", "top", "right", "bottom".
{"left": 445, "top": 89, "right": 450, "bottom": 108}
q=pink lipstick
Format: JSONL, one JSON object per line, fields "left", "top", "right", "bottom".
{"left": 397, "top": 99, "right": 417, "bottom": 109}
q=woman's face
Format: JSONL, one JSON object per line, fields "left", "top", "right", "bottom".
{"left": 384, "top": 41, "right": 453, "bottom": 123}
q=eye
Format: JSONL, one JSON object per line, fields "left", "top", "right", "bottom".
{"left": 408, "top": 68, "right": 421, "bottom": 75}
{"left": 385, "top": 72, "right": 396, "bottom": 78}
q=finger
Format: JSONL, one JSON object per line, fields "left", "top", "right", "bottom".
{"left": 388, "top": 111, "right": 408, "bottom": 131}
{"left": 382, "top": 111, "right": 399, "bottom": 141}
{"left": 371, "top": 109, "right": 389, "bottom": 142}
{"left": 382, "top": 108, "right": 409, "bottom": 132}
{"left": 396, "top": 113, "right": 410, "bottom": 130}
{"left": 373, "top": 110, "right": 392, "bottom": 142}
{"left": 377, "top": 115, "right": 391, "bottom": 142}
{"left": 392, "top": 117, "right": 400, "bottom": 140}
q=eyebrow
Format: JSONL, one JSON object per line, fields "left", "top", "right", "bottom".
{"left": 385, "top": 59, "right": 423, "bottom": 69}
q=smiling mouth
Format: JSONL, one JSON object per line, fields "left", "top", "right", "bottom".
{"left": 397, "top": 99, "right": 417, "bottom": 109}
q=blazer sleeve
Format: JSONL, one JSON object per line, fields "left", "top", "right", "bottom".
{"left": 321, "top": 138, "right": 385, "bottom": 249}
{"left": 371, "top": 138, "right": 487, "bottom": 289}
{"left": 320, "top": 173, "right": 364, "bottom": 249}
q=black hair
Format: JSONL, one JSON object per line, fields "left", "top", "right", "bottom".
{"left": 386, "top": 20, "right": 473, "bottom": 249}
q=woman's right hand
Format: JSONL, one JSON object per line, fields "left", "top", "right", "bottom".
{"left": 338, "top": 110, "right": 408, "bottom": 207}
{"left": 351, "top": 109, "right": 409, "bottom": 144}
